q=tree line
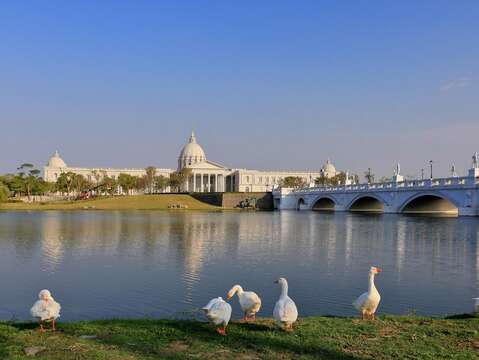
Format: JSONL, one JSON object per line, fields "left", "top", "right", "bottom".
{"left": 278, "top": 172, "right": 360, "bottom": 189}
{"left": 0, "top": 164, "right": 192, "bottom": 201}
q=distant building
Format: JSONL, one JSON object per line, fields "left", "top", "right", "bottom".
{"left": 44, "top": 132, "right": 338, "bottom": 192}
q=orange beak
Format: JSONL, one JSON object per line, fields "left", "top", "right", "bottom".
{"left": 376, "top": 268, "right": 383, "bottom": 273}
{"left": 226, "top": 295, "right": 232, "bottom": 300}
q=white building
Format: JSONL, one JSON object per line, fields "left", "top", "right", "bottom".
{"left": 44, "top": 132, "right": 337, "bottom": 193}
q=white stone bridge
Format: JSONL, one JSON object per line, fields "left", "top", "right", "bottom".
{"left": 273, "top": 166, "right": 479, "bottom": 217}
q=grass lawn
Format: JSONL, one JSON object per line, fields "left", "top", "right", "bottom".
{"left": 0, "top": 316, "right": 478, "bottom": 359}
{"left": 0, "top": 195, "right": 221, "bottom": 211}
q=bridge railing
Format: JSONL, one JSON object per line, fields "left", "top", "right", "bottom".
{"left": 293, "top": 175, "right": 475, "bottom": 194}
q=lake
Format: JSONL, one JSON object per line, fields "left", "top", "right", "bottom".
{"left": 0, "top": 211, "right": 477, "bottom": 321}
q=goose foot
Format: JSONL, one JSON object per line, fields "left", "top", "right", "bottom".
{"left": 216, "top": 327, "right": 227, "bottom": 336}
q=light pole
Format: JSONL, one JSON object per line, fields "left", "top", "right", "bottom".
{"left": 429, "top": 160, "right": 433, "bottom": 179}
{"left": 421, "top": 168, "right": 424, "bottom": 180}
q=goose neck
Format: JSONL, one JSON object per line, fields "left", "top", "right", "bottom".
{"left": 368, "top": 273, "right": 377, "bottom": 293}
{"left": 280, "top": 282, "right": 289, "bottom": 298}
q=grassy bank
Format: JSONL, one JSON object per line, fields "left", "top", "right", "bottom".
{"left": 0, "top": 316, "right": 478, "bottom": 359}
{"left": 0, "top": 195, "right": 221, "bottom": 211}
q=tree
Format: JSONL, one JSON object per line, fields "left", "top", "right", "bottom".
{"left": 56, "top": 172, "right": 76, "bottom": 195}
{"left": 118, "top": 173, "right": 137, "bottom": 195}
{"left": 278, "top": 176, "right": 308, "bottom": 189}
{"left": 3, "top": 173, "right": 25, "bottom": 196}
{"left": 99, "top": 175, "right": 117, "bottom": 195}
{"left": 17, "top": 163, "right": 44, "bottom": 199}
{"left": 73, "top": 174, "right": 88, "bottom": 194}
{"left": 154, "top": 175, "right": 169, "bottom": 193}
{"left": 91, "top": 170, "right": 102, "bottom": 184}
{"left": 329, "top": 172, "right": 347, "bottom": 186}
{"left": 144, "top": 166, "right": 157, "bottom": 194}
{"left": 168, "top": 168, "right": 192, "bottom": 192}
{"left": 0, "top": 182, "right": 9, "bottom": 202}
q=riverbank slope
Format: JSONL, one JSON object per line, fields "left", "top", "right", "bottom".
{"left": 0, "top": 195, "right": 221, "bottom": 211}
{"left": 0, "top": 316, "right": 477, "bottom": 359}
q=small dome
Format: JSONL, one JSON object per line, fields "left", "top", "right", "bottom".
{"left": 178, "top": 131, "right": 206, "bottom": 169}
{"left": 321, "top": 159, "right": 336, "bottom": 176}
{"left": 47, "top": 150, "right": 67, "bottom": 168}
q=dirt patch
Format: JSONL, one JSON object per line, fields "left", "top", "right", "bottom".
{"left": 458, "top": 339, "right": 479, "bottom": 350}
{"left": 164, "top": 340, "right": 190, "bottom": 353}
{"left": 379, "top": 325, "right": 400, "bottom": 338}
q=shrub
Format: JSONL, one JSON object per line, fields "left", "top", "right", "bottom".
{"left": 0, "top": 183, "right": 9, "bottom": 202}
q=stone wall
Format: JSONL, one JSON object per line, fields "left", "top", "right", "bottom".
{"left": 190, "top": 193, "right": 223, "bottom": 207}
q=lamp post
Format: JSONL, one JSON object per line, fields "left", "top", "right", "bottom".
{"left": 421, "top": 168, "right": 424, "bottom": 180}
{"left": 429, "top": 160, "right": 433, "bottom": 179}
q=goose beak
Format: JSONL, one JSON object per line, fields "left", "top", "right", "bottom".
{"left": 376, "top": 268, "right": 383, "bottom": 273}
{"left": 274, "top": 279, "right": 279, "bottom": 284}
{"left": 226, "top": 295, "right": 232, "bottom": 300}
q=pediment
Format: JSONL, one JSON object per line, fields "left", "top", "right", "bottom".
{"left": 187, "top": 160, "right": 228, "bottom": 170}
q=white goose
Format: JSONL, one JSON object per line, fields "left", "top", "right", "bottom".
{"left": 30, "top": 289, "right": 61, "bottom": 332}
{"left": 227, "top": 285, "right": 262, "bottom": 321}
{"left": 273, "top": 278, "right": 298, "bottom": 331}
{"left": 202, "top": 297, "right": 232, "bottom": 336}
{"left": 353, "top": 266, "right": 382, "bottom": 320}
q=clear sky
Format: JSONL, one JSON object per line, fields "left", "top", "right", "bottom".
{"left": 1, "top": 1, "right": 478, "bottom": 179}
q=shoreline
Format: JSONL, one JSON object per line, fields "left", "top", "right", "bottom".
{"left": 0, "top": 194, "right": 225, "bottom": 212}
{"left": 1, "top": 315, "right": 477, "bottom": 359}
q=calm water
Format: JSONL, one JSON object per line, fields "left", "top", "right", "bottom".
{"left": 0, "top": 211, "right": 478, "bottom": 321}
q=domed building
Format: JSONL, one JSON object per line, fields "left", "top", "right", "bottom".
{"left": 321, "top": 159, "right": 337, "bottom": 178}
{"left": 178, "top": 132, "right": 206, "bottom": 169}
{"left": 44, "top": 131, "right": 329, "bottom": 193}
{"left": 47, "top": 150, "right": 67, "bottom": 168}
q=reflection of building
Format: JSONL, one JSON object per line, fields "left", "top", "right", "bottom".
{"left": 44, "top": 132, "right": 336, "bottom": 193}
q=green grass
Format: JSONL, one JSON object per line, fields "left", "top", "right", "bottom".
{"left": 0, "top": 195, "right": 221, "bottom": 211}
{"left": 1, "top": 316, "right": 478, "bottom": 359}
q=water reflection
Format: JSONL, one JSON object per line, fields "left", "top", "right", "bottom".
{"left": 0, "top": 211, "right": 477, "bottom": 321}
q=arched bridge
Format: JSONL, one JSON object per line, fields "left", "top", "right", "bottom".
{"left": 273, "top": 172, "right": 479, "bottom": 216}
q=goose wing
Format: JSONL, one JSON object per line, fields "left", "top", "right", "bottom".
{"left": 353, "top": 292, "right": 369, "bottom": 311}
{"left": 241, "top": 291, "right": 261, "bottom": 312}
{"left": 274, "top": 296, "right": 298, "bottom": 323}
{"left": 204, "top": 298, "right": 232, "bottom": 325}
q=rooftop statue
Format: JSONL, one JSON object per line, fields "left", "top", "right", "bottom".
{"left": 394, "top": 163, "right": 401, "bottom": 176}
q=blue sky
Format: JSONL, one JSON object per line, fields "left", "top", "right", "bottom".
{"left": 1, "top": 1, "right": 478, "bottom": 178}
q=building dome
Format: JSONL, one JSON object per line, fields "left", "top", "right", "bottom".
{"left": 178, "top": 131, "right": 206, "bottom": 169}
{"left": 321, "top": 159, "right": 337, "bottom": 178}
{"left": 47, "top": 150, "right": 67, "bottom": 168}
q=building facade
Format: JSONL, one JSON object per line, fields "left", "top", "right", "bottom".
{"left": 44, "top": 132, "right": 337, "bottom": 193}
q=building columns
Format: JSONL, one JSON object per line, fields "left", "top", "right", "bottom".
{"left": 200, "top": 173, "right": 203, "bottom": 193}
{"left": 193, "top": 173, "right": 196, "bottom": 192}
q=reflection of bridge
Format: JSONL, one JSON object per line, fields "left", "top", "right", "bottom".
{"left": 273, "top": 165, "right": 479, "bottom": 216}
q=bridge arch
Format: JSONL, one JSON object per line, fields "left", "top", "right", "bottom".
{"left": 311, "top": 195, "right": 337, "bottom": 211}
{"left": 297, "top": 197, "right": 306, "bottom": 210}
{"left": 347, "top": 194, "right": 386, "bottom": 213}
{"left": 399, "top": 192, "right": 459, "bottom": 216}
